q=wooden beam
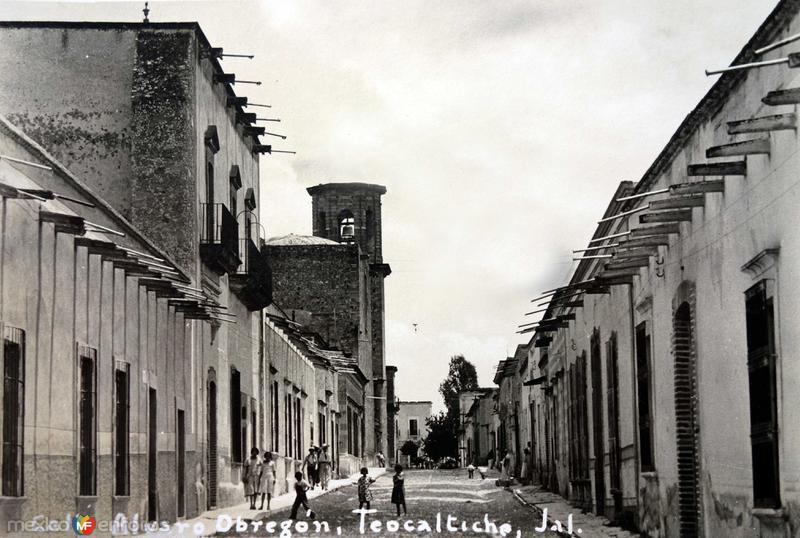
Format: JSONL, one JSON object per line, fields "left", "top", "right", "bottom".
{"left": 762, "top": 87, "right": 800, "bottom": 106}
{"left": 727, "top": 113, "right": 796, "bottom": 134}
{"left": 649, "top": 196, "right": 705, "bottom": 211}
{"left": 536, "top": 324, "right": 569, "bottom": 332}
{"left": 40, "top": 210, "right": 85, "bottom": 235}
{"left": 584, "top": 287, "right": 610, "bottom": 295}
{"left": 640, "top": 210, "right": 693, "bottom": 223}
{"left": 672, "top": 180, "right": 725, "bottom": 195}
{"left": 597, "top": 272, "right": 637, "bottom": 283}
{"left": 236, "top": 112, "right": 257, "bottom": 124}
{"left": 614, "top": 247, "right": 658, "bottom": 258}
{"left": 687, "top": 161, "right": 746, "bottom": 176}
{"left": 619, "top": 235, "right": 671, "bottom": 249}
{"left": 606, "top": 258, "right": 650, "bottom": 271}
{"left": 630, "top": 223, "right": 680, "bottom": 237}
{"left": 706, "top": 138, "right": 770, "bottom": 158}
{"left": 561, "top": 301, "right": 583, "bottom": 308}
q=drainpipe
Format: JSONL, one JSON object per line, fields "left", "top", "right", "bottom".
{"left": 628, "top": 284, "right": 641, "bottom": 524}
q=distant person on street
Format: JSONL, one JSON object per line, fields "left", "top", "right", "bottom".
{"left": 521, "top": 446, "right": 531, "bottom": 485}
{"left": 499, "top": 450, "right": 510, "bottom": 481}
{"left": 357, "top": 467, "right": 376, "bottom": 510}
{"left": 303, "top": 448, "right": 319, "bottom": 489}
{"left": 467, "top": 463, "right": 475, "bottom": 479}
{"left": 318, "top": 444, "right": 331, "bottom": 490}
{"left": 243, "top": 447, "right": 260, "bottom": 510}
{"left": 486, "top": 448, "right": 495, "bottom": 471}
{"left": 391, "top": 464, "right": 407, "bottom": 516}
{"left": 376, "top": 451, "right": 386, "bottom": 468}
{"left": 258, "top": 451, "right": 276, "bottom": 511}
{"left": 290, "top": 471, "right": 315, "bottom": 520}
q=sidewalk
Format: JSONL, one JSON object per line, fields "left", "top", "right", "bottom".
{"left": 143, "top": 467, "right": 387, "bottom": 537}
{"left": 512, "top": 485, "right": 639, "bottom": 538}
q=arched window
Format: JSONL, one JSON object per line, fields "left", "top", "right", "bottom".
{"left": 338, "top": 209, "right": 355, "bottom": 241}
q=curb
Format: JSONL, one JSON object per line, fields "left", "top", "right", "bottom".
{"left": 510, "top": 489, "right": 571, "bottom": 538}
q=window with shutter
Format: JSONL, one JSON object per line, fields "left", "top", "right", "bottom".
{"left": 745, "top": 281, "right": 780, "bottom": 508}
{"left": 2, "top": 326, "right": 25, "bottom": 497}
{"left": 78, "top": 346, "right": 97, "bottom": 496}
{"left": 636, "top": 322, "right": 655, "bottom": 472}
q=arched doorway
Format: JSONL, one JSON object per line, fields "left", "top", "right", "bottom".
{"left": 673, "top": 302, "right": 701, "bottom": 537}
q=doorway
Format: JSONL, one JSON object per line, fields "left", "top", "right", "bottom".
{"left": 674, "top": 302, "right": 701, "bottom": 537}
{"left": 147, "top": 388, "right": 157, "bottom": 522}
{"left": 590, "top": 330, "right": 606, "bottom": 516}
{"left": 207, "top": 377, "right": 218, "bottom": 509}
{"left": 177, "top": 409, "right": 186, "bottom": 518}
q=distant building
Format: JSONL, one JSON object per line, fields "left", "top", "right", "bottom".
{"left": 394, "top": 401, "right": 432, "bottom": 465}
{"left": 458, "top": 388, "right": 496, "bottom": 466}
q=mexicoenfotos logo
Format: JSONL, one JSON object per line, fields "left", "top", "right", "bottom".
{"left": 72, "top": 514, "right": 96, "bottom": 535}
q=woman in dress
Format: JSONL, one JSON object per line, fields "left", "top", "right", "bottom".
{"left": 391, "top": 464, "right": 406, "bottom": 516}
{"left": 243, "top": 447, "right": 260, "bottom": 510}
{"left": 258, "top": 451, "right": 276, "bottom": 511}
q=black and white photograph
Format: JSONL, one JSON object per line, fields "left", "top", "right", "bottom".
{"left": 0, "top": 1, "right": 798, "bottom": 536}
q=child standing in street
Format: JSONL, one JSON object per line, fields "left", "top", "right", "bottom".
{"left": 391, "top": 464, "right": 406, "bottom": 516}
{"left": 290, "top": 471, "right": 315, "bottom": 520}
{"left": 357, "top": 467, "right": 375, "bottom": 510}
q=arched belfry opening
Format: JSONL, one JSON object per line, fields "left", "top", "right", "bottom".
{"left": 338, "top": 209, "right": 355, "bottom": 242}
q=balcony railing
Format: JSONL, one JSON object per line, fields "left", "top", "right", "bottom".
{"left": 229, "top": 237, "right": 273, "bottom": 310}
{"left": 200, "top": 203, "right": 241, "bottom": 274}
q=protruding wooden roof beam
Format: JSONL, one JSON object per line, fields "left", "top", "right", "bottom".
{"left": 687, "top": 161, "right": 746, "bottom": 176}
{"left": 649, "top": 195, "right": 705, "bottom": 211}
{"left": 599, "top": 269, "right": 639, "bottom": 286}
{"left": 619, "top": 235, "right": 671, "bottom": 249}
{"left": 583, "top": 287, "right": 610, "bottom": 295}
{"left": 762, "top": 87, "right": 800, "bottom": 106}
{"left": 706, "top": 138, "right": 770, "bottom": 158}
{"left": 606, "top": 258, "right": 650, "bottom": 271}
{"left": 640, "top": 209, "right": 693, "bottom": 224}
{"left": 672, "top": 180, "right": 725, "bottom": 195}
{"left": 613, "top": 247, "right": 658, "bottom": 259}
{"left": 727, "top": 113, "right": 796, "bottom": 134}
{"left": 630, "top": 223, "right": 681, "bottom": 237}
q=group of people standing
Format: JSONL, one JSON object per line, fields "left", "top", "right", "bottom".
{"left": 357, "top": 465, "right": 407, "bottom": 517}
{"left": 483, "top": 443, "right": 533, "bottom": 484}
{"left": 301, "top": 445, "right": 333, "bottom": 491}
{"left": 242, "top": 448, "right": 278, "bottom": 511}
{"left": 242, "top": 445, "right": 333, "bottom": 511}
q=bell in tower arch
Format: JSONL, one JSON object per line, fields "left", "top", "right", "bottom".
{"left": 338, "top": 209, "right": 356, "bottom": 242}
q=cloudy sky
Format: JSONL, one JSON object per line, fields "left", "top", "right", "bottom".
{"left": 0, "top": 0, "right": 778, "bottom": 409}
